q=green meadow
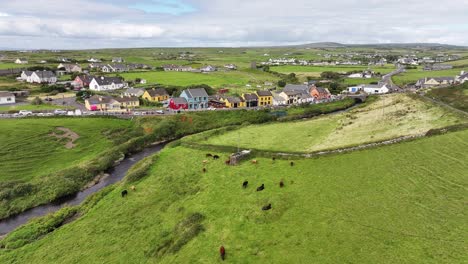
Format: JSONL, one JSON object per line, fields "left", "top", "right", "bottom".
{"left": 195, "top": 94, "right": 466, "bottom": 152}
{"left": 1, "top": 129, "right": 466, "bottom": 263}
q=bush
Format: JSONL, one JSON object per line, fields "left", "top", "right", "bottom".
{"left": 31, "top": 96, "right": 43, "bottom": 105}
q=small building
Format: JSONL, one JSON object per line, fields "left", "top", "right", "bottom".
{"left": 200, "top": 65, "right": 216, "bottom": 72}
{"left": 15, "top": 58, "right": 28, "bottom": 64}
{"left": 241, "top": 93, "right": 259, "bottom": 107}
{"left": 221, "top": 96, "right": 246, "bottom": 108}
{"left": 455, "top": 71, "right": 468, "bottom": 84}
{"left": 169, "top": 97, "right": 188, "bottom": 110}
{"left": 279, "top": 90, "right": 302, "bottom": 105}
{"left": 142, "top": 88, "right": 169, "bottom": 102}
{"left": 229, "top": 150, "right": 251, "bottom": 165}
{"left": 112, "top": 57, "right": 124, "bottom": 63}
{"left": 310, "top": 86, "right": 331, "bottom": 101}
{"left": 255, "top": 90, "right": 273, "bottom": 106}
{"left": 180, "top": 88, "right": 209, "bottom": 110}
{"left": 224, "top": 64, "right": 237, "bottom": 70}
{"left": 362, "top": 84, "right": 389, "bottom": 94}
{"left": 415, "top": 77, "right": 455, "bottom": 89}
{"left": 21, "top": 71, "right": 57, "bottom": 83}
{"left": 58, "top": 63, "right": 82, "bottom": 73}
{"left": 85, "top": 95, "right": 139, "bottom": 111}
{"left": 0, "top": 91, "right": 15, "bottom": 105}
{"left": 88, "top": 58, "right": 102, "bottom": 63}
{"left": 272, "top": 92, "right": 287, "bottom": 106}
{"left": 73, "top": 74, "right": 94, "bottom": 88}
{"left": 124, "top": 88, "right": 145, "bottom": 97}
{"left": 423, "top": 64, "right": 453, "bottom": 71}
{"left": 162, "top": 64, "right": 193, "bottom": 72}
{"left": 89, "top": 76, "right": 126, "bottom": 91}
{"left": 208, "top": 97, "right": 226, "bottom": 108}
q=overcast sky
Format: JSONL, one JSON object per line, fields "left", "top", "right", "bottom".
{"left": 1, "top": 0, "right": 468, "bottom": 49}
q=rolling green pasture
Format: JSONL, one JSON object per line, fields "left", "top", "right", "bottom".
{"left": 196, "top": 94, "right": 466, "bottom": 152}
{"left": 113, "top": 69, "right": 280, "bottom": 88}
{"left": 0, "top": 118, "right": 132, "bottom": 182}
{"left": 392, "top": 68, "right": 467, "bottom": 86}
{"left": 1, "top": 129, "right": 466, "bottom": 263}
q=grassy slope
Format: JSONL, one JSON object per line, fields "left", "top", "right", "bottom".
{"left": 426, "top": 83, "right": 468, "bottom": 112}
{"left": 1, "top": 130, "right": 467, "bottom": 263}
{"left": 199, "top": 94, "right": 466, "bottom": 152}
{"left": 392, "top": 68, "right": 467, "bottom": 86}
{"left": 0, "top": 118, "right": 132, "bottom": 182}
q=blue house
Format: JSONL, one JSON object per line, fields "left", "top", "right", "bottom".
{"left": 180, "top": 88, "right": 209, "bottom": 110}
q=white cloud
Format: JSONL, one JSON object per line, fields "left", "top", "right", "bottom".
{"left": 0, "top": 0, "right": 467, "bottom": 48}
{"left": 0, "top": 12, "right": 9, "bottom": 17}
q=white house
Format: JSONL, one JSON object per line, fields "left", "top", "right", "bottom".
{"left": 272, "top": 92, "right": 287, "bottom": 106}
{"left": 89, "top": 76, "right": 126, "bottom": 91}
{"left": 200, "top": 65, "right": 216, "bottom": 72}
{"left": 15, "top": 58, "right": 28, "bottom": 64}
{"left": 112, "top": 57, "right": 124, "bottom": 63}
{"left": 455, "top": 71, "right": 468, "bottom": 84}
{"left": 88, "top": 58, "right": 102, "bottom": 63}
{"left": 20, "top": 71, "right": 34, "bottom": 82}
{"left": 58, "top": 63, "right": 82, "bottom": 73}
{"left": 20, "top": 71, "right": 57, "bottom": 83}
{"left": 362, "top": 84, "right": 389, "bottom": 94}
{"left": 0, "top": 91, "right": 15, "bottom": 105}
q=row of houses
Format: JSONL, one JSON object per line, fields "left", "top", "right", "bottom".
{"left": 84, "top": 95, "right": 139, "bottom": 111}
{"left": 88, "top": 63, "right": 151, "bottom": 72}
{"left": 162, "top": 64, "right": 217, "bottom": 72}
{"left": 19, "top": 70, "right": 57, "bottom": 83}
{"left": 415, "top": 70, "right": 468, "bottom": 88}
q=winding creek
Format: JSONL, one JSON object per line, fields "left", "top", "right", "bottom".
{"left": 0, "top": 142, "right": 167, "bottom": 236}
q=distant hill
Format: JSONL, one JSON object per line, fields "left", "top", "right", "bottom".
{"left": 291, "top": 42, "right": 467, "bottom": 49}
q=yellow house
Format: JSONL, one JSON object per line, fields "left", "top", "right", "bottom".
{"left": 220, "top": 96, "right": 246, "bottom": 108}
{"left": 142, "top": 88, "right": 169, "bottom": 102}
{"left": 85, "top": 95, "right": 139, "bottom": 111}
{"left": 255, "top": 90, "right": 273, "bottom": 106}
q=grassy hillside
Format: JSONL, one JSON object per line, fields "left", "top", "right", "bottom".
{"left": 1, "top": 129, "right": 467, "bottom": 263}
{"left": 195, "top": 94, "right": 466, "bottom": 152}
{"left": 426, "top": 82, "right": 468, "bottom": 112}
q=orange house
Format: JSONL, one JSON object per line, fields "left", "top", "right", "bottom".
{"left": 310, "top": 86, "right": 331, "bottom": 101}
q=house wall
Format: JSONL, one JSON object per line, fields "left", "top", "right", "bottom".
{"left": 142, "top": 91, "right": 169, "bottom": 102}
{"left": 0, "top": 95, "right": 15, "bottom": 105}
{"left": 256, "top": 93, "right": 272, "bottom": 106}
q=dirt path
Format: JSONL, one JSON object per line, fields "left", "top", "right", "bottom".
{"left": 49, "top": 127, "right": 80, "bottom": 149}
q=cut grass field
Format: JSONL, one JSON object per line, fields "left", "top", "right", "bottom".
{"left": 0, "top": 118, "right": 133, "bottom": 183}
{"left": 110, "top": 69, "right": 280, "bottom": 89}
{"left": 194, "top": 94, "right": 466, "bottom": 153}
{"left": 1, "top": 129, "right": 467, "bottom": 263}
{"left": 392, "top": 68, "right": 467, "bottom": 86}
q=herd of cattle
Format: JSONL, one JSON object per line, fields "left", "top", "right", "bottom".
{"left": 120, "top": 152, "right": 297, "bottom": 261}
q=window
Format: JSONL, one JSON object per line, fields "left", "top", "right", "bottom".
{"left": 7, "top": 97, "right": 11, "bottom": 101}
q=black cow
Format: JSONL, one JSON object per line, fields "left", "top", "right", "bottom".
{"left": 202, "top": 168, "right": 207, "bottom": 173}
{"left": 213, "top": 155, "right": 220, "bottom": 160}
{"left": 242, "top": 181, "right": 248, "bottom": 188}
{"left": 121, "top": 190, "right": 128, "bottom": 197}
{"left": 220, "top": 246, "right": 226, "bottom": 261}
{"left": 206, "top": 153, "right": 213, "bottom": 157}
{"left": 290, "top": 161, "right": 295, "bottom": 166}
{"left": 279, "top": 180, "right": 284, "bottom": 188}
{"left": 262, "top": 204, "right": 272, "bottom": 211}
{"left": 256, "top": 184, "right": 265, "bottom": 191}
{"left": 272, "top": 157, "right": 276, "bottom": 162}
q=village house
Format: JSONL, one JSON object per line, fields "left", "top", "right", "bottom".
{"left": 89, "top": 76, "right": 126, "bottom": 91}
{"left": 255, "top": 90, "right": 273, "bottom": 106}
{"left": 85, "top": 95, "right": 139, "bottom": 111}
{"left": 0, "top": 91, "right": 15, "bottom": 105}
{"left": 310, "top": 86, "right": 331, "bottom": 101}
{"left": 58, "top": 63, "right": 82, "bottom": 73}
{"left": 455, "top": 71, "right": 468, "bottom": 84}
{"left": 220, "top": 96, "right": 246, "bottom": 108}
{"left": 180, "top": 88, "right": 209, "bottom": 109}
{"left": 415, "top": 77, "right": 455, "bottom": 88}
{"left": 362, "top": 83, "right": 389, "bottom": 94}
{"left": 279, "top": 90, "right": 302, "bottom": 105}
{"left": 142, "top": 88, "right": 170, "bottom": 102}
{"left": 241, "top": 93, "right": 259, "bottom": 107}
{"left": 15, "top": 58, "right": 28, "bottom": 64}
{"left": 162, "top": 64, "right": 193, "bottom": 72}
{"left": 272, "top": 92, "right": 287, "bottom": 106}
{"left": 200, "top": 65, "right": 216, "bottom": 72}
{"left": 20, "top": 70, "right": 57, "bottom": 83}
{"left": 112, "top": 57, "right": 124, "bottom": 63}
{"left": 88, "top": 58, "right": 102, "bottom": 63}
{"left": 102, "top": 64, "right": 128, "bottom": 73}
{"left": 124, "top": 88, "right": 145, "bottom": 97}
{"left": 73, "top": 75, "right": 94, "bottom": 88}
{"left": 88, "top": 63, "right": 106, "bottom": 70}
{"left": 169, "top": 97, "right": 189, "bottom": 110}
{"left": 423, "top": 64, "right": 453, "bottom": 71}
{"left": 224, "top": 64, "right": 237, "bottom": 70}
{"left": 208, "top": 96, "right": 226, "bottom": 108}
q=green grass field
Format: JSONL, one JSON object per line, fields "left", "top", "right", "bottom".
{"left": 270, "top": 65, "right": 396, "bottom": 75}
{"left": 195, "top": 94, "right": 466, "bottom": 152}
{"left": 392, "top": 68, "right": 467, "bottom": 86}
{"left": 112, "top": 69, "right": 279, "bottom": 89}
{"left": 0, "top": 118, "right": 132, "bottom": 182}
{"left": 1, "top": 129, "right": 466, "bottom": 263}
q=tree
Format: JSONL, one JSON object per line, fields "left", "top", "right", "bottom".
{"left": 278, "top": 80, "right": 286, "bottom": 87}
{"left": 31, "top": 97, "right": 43, "bottom": 105}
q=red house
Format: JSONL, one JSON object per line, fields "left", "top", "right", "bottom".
{"left": 74, "top": 75, "right": 94, "bottom": 89}
{"left": 169, "top": 97, "right": 188, "bottom": 110}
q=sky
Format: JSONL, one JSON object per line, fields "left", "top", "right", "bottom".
{"left": 0, "top": 0, "right": 467, "bottom": 49}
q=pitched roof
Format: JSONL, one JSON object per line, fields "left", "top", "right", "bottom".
{"left": 256, "top": 90, "right": 272, "bottom": 97}
{"left": 0, "top": 91, "right": 14, "bottom": 97}
{"left": 312, "top": 87, "right": 330, "bottom": 94}
{"left": 172, "top": 97, "right": 188, "bottom": 104}
{"left": 184, "top": 88, "right": 209, "bottom": 98}
{"left": 125, "top": 88, "right": 145, "bottom": 96}
{"left": 146, "top": 88, "right": 169, "bottom": 97}
{"left": 86, "top": 95, "right": 115, "bottom": 105}
{"left": 93, "top": 76, "right": 124, "bottom": 85}
{"left": 33, "top": 71, "right": 56, "bottom": 78}
{"left": 22, "top": 71, "right": 33, "bottom": 76}
{"left": 114, "top": 96, "right": 139, "bottom": 103}
{"left": 77, "top": 75, "right": 95, "bottom": 83}
{"left": 225, "top": 97, "right": 244, "bottom": 104}
{"left": 242, "top": 93, "right": 258, "bottom": 101}
{"left": 283, "top": 84, "right": 309, "bottom": 93}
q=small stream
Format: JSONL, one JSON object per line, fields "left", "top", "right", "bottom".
{"left": 0, "top": 142, "right": 167, "bottom": 236}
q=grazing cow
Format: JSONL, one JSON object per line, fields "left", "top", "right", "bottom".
{"left": 121, "top": 190, "right": 128, "bottom": 197}
{"left": 202, "top": 168, "right": 207, "bottom": 173}
{"left": 256, "top": 184, "right": 265, "bottom": 191}
{"left": 213, "top": 155, "right": 220, "bottom": 160}
{"left": 272, "top": 157, "right": 276, "bottom": 162}
{"left": 225, "top": 160, "right": 230, "bottom": 165}
{"left": 220, "top": 246, "right": 226, "bottom": 261}
{"left": 242, "top": 181, "right": 248, "bottom": 188}
{"left": 279, "top": 180, "right": 284, "bottom": 188}
{"left": 206, "top": 153, "right": 213, "bottom": 158}
{"left": 251, "top": 159, "right": 258, "bottom": 164}
{"left": 130, "top": 186, "right": 136, "bottom": 191}
{"left": 202, "top": 160, "right": 208, "bottom": 164}
{"left": 290, "top": 161, "right": 295, "bottom": 167}
{"left": 262, "top": 204, "right": 272, "bottom": 211}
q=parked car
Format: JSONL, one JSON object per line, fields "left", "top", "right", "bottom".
{"left": 156, "top": 110, "right": 164, "bottom": 114}
{"left": 44, "top": 97, "right": 53, "bottom": 102}
{"left": 54, "top": 109, "right": 67, "bottom": 115}
{"left": 18, "top": 110, "right": 33, "bottom": 116}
